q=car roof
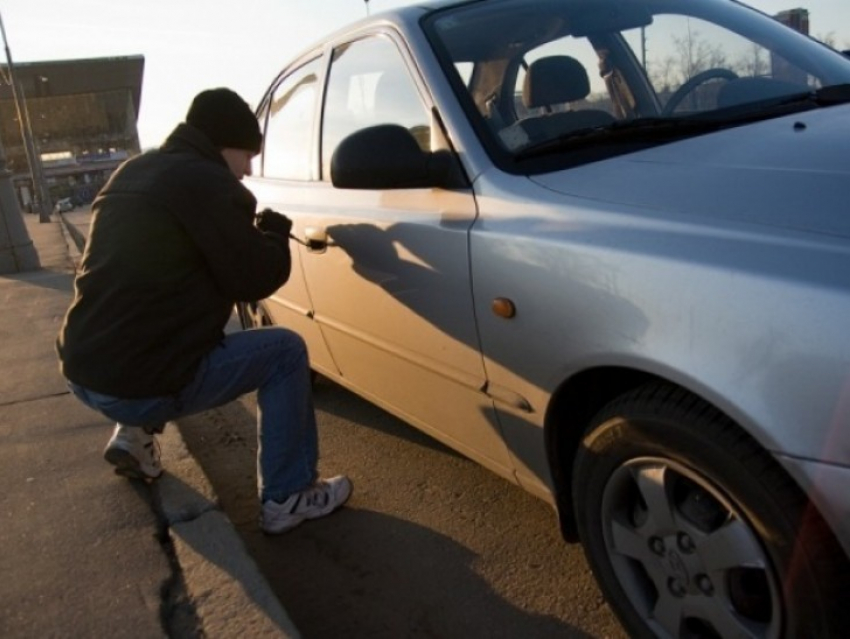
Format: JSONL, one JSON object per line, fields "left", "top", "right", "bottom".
{"left": 375, "top": 0, "right": 480, "bottom": 15}
{"left": 310, "top": 0, "right": 483, "bottom": 45}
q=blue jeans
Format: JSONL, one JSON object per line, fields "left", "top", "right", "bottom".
{"left": 68, "top": 327, "right": 318, "bottom": 503}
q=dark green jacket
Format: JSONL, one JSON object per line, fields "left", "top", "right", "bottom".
{"left": 57, "top": 124, "right": 290, "bottom": 398}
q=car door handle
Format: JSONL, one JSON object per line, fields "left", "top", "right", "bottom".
{"left": 292, "top": 226, "right": 332, "bottom": 252}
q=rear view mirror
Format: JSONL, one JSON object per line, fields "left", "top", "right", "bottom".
{"left": 570, "top": 1, "right": 652, "bottom": 36}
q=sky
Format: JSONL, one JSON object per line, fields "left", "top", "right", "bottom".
{"left": 1, "top": 0, "right": 849, "bottom": 149}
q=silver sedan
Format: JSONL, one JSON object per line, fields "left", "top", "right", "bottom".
{"left": 241, "top": 0, "right": 850, "bottom": 636}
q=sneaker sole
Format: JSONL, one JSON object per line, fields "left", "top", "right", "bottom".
{"left": 103, "top": 447, "right": 162, "bottom": 481}
{"left": 262, "top": 480, "right": 353, "bottom": 535}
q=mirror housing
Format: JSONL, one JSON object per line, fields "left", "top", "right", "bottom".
{"left": 571, "top": 2, "right": 652, "bottom": 36}
{"left": 331, "top": 124, "right": 467, "bottom": 190}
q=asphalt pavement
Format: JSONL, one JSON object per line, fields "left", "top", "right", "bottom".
{"left": 0, "top": 209, "right": 299, "bottom": 638}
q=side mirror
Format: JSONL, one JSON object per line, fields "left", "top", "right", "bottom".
{"left": 330, "top": 124, "right": 467, "bottom": 190}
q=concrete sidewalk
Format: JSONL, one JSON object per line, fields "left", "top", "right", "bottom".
{"left": 0, "top": 212, "right": 299, "bottom": 638}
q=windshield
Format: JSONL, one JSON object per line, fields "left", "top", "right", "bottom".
{"left": 424, "top": 0, "right": 850, "bottom": 170}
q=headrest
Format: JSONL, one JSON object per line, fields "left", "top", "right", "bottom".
{"left": 523, "top": 56, "right": 591, "bottom": 108}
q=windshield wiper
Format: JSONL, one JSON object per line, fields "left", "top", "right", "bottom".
{"left": 515, "top": 83, "right": 850, "bottom": 162}
{"left": 515, "top": 117, "right": 724, "bottom": 161}
{"left": 776, "top": 83, "right": 850, "bottom": 107}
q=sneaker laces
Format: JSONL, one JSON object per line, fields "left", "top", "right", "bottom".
{"left": 143, "top": 437, "right": 162, "bottom": 467}
{"left": 282, "top": 482, "right": 331, "bottom": 514}
{"left": 302, "top": 482, "right": 330, "bottom": 508}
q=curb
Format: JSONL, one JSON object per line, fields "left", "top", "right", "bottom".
{"left": 56, "top": 212, "right": 83, "bottom": 270}
{"left": 59, "top": 214, "right": 86, "bottom": 258}
{"left": 55, "top": 213, "right": 300, "bottom": 638}
{"left": 157, "top": 428, "right": 300, "bottom": 638}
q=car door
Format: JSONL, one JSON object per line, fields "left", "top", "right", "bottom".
{"left": 299, "top": 33, "right": 513, "bottom": 474}
{"left": 246, "top": 56, "right": 339, "bottom": 377}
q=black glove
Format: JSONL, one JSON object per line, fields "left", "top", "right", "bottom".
{"left": 255, "top": 208, "right": 292, "bottom": 238}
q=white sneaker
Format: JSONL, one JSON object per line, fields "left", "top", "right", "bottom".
{"left": 261, "top": 476, "right": 353, "bottom": 534}
{"left": 103, "top": 424, "right": 163, "bottom": 481}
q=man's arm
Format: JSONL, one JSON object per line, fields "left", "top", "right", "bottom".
{"left": 171, "top": 171, "right": 293, "bottom": 302}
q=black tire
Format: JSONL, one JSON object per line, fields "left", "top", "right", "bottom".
{"left": 573, "top": 382, "right": 850, "bottom": 639}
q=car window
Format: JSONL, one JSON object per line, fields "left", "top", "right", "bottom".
{"left": 263, "top": 58, "right": 321, "bottom": 181}
{"left": 425, "top": 0, "right": 850, "bottom": 171}
{"left": 622, "top": 14, "right": 815, "bottom": 115}
{"left": 321, "top": 35, "right": 430, "bottom": 181}
{"left": 515, "top": 37, "right": 615, "bottom": 120}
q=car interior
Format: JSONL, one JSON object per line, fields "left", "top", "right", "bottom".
{"left": 426, "top": 0, "right": 848, "bottom": 163}
{"left": 500, "top": 55, "right": 616, "bottom": 146}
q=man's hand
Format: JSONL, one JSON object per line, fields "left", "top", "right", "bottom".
{"left": 255, "top": 208, "right": 293, "bottom": 238}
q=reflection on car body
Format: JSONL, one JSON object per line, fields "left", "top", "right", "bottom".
{"left": 241, "top": 1, "right": 850, "bottom": 636}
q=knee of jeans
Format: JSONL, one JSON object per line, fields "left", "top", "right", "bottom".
{"left": 273, "top": 327, "right": 308, "bottom": 356}
{"left": 266, "top": 331, "right": 309, "bottom": 379}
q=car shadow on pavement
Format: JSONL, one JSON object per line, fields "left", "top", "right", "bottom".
{"left": 311, "top": 375, "right": 467, "bottom": 459}
{"left": 177, "top": 385, "right": 625, "bottom": 638}
{"left": 246, "top": 509, "right": 597, "bottom": 639}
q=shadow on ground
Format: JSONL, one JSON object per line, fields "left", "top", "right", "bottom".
{"left": 176, "top": 377, "right": 624, "bottom": 639}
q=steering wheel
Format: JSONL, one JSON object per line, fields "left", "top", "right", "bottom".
{"left": 662, "top": 68, "right": 739, "bottom": 115}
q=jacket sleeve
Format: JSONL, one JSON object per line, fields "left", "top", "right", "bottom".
{"left": 168, "top": 166, "right": 292, "bottom": 302}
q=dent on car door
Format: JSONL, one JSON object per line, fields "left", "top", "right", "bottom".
{"left": 245, "top": 56, "right": 339, "bottom": 378}
{"left": 300, "top": 33, "right": 514, "bottom": 475}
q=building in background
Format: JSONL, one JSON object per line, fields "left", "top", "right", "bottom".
{"left": 0, "top": 55, "right": 143, "bottom": 212}
{"left": 775, "top": 8, "right": 810, "bottom": 35}
{"left": 772, "top": 9, "right": 810, "bottom": 84}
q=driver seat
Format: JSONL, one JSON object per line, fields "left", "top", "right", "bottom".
{"left": 519, "top": 55, "right": 615, "bottom": 141}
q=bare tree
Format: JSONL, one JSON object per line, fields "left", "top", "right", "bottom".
{"left": 817, "top": 32, "right": 838, "bottom": 49}
{"left": 645, "top": 54, "right": 675, "bottom": 94}
{"left": 644, "top": 29, "right": 728, "bottom": 103}
{"left": 733, "top": 42, "right": 769, "bottom": 77}
{"left": 671, "top": 29, "right": 728, "bottom": 82}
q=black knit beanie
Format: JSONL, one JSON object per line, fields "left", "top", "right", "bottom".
{"left": 186, "top": 88, "right": 262, "bottom": 153}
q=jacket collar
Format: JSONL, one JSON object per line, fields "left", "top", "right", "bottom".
{"left": 161, "top": 123, "right": 228, "bottom": 169}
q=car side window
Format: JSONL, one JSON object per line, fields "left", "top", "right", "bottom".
{"left": 262, "top": 58, "right": 321, "bottom": 181}
{"left": 321, "top": 35, "right": 430, "bottom": 181}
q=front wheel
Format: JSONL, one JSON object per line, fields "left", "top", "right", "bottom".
{"left": 573, "top": 383, "right": 849, "bottom": 638}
